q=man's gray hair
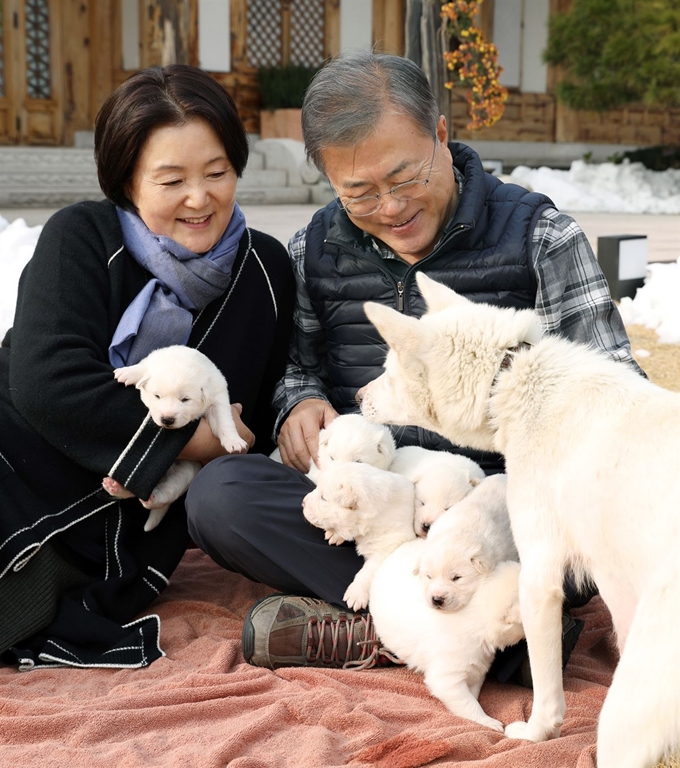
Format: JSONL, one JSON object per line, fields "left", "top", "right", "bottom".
{"left": 302, "top": 50, "right": 440, "bottom": 174}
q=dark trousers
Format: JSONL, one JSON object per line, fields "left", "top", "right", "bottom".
{"left": 186, "top": 454, "right": 364, "bottom": 606}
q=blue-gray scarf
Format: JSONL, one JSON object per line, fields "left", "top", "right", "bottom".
{"left": 109, "top": 205, "right": 246, "bottom": 367}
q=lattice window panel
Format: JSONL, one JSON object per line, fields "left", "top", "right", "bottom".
{"left": 0, "top": 1, "right": 5, "bottom": 98}
{"left": 247, "top": 0, "right": 283, "bottom": 68}
{"left": 247, "top": 0, "right": 325, "bottom": 68}
{"left": 25, "top": 0, "right": 51, "bottom": 99}
{"left": 290, "top": 0, "right": 324, "bottom": 67}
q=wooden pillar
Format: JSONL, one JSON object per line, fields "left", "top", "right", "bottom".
{"left": 372, "top": 0, "right": 405, "bottom": 55}
{"left": 325, "top": 0, "right": 340, "bottom": 59}
{"left": 141, "top": 0, "right": 192, "bottom": 68}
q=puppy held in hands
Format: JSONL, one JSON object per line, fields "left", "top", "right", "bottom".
{"left": 102, "top": 345, "right": 246, "bottom": 531}
{"left": 417, "top": 474, "right": 518, "bottom": 612}
{"left": 389, "top": 446, "right": 486, "bottom": 537}
{"left": 302, "top": 462, "right": 416, "bottom": 610}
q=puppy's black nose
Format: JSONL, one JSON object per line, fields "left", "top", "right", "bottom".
{"left": 431, "top": 595, "right": 445, "bottom": 608}
{"left": 161, "top": 416, "right": 175, "bottom": 427}
{"left": 421, "top": 523, "right": 431, "bottom": 535}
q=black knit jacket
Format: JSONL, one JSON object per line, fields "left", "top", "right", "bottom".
{"left": 0, "top": 200, "right": 295, "bottom": 667}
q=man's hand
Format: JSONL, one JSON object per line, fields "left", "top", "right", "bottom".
{"left": 278, "top": 398, "right": 338, "bottom": 473}
{"left": 178, "top": 404, "right": 254, "bottom": 465}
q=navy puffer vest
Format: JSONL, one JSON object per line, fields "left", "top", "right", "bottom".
{"left": 305, "top": 142, "right": 553, "bottom": 472}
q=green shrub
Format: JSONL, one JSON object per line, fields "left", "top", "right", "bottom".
{"left": 257, "top": 64, "right": 319, "bottom": 110}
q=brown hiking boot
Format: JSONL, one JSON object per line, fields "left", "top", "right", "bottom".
{"left": 241, "top": 594, "right": 402, "bottom": 670}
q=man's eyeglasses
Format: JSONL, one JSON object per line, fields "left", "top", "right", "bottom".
{"left": 336, "top": 139, "right": 437, "bottom": 217}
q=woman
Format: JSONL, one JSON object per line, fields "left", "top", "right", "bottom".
{"left": 0, "top": 65, "right": 295, "bottom": 668}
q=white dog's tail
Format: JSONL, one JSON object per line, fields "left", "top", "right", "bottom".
{"left": 596, "top": 553, "right": 680, "bottom": 768}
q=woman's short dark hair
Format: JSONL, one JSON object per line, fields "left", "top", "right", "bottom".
{"left": 95, "top": 65, "right": 249, "bottom": 210}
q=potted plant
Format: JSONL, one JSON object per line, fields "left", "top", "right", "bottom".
{"left": 257, "top": 64, "right": 319, "bottom": 141}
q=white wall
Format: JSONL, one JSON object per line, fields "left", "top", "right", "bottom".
{"left": 198, "top": 0, "right": 231, "bottom": 73}
{"left": 494, "top": 0, "right": 549, "bottom": 93}
{"left": 121, "top": 0, "right": 140, "bottom": 71}
{"left": 521, "top": 0, "right": 549, "bottom": 93}
{"left": 339, "top": 0, "right": 373, "bottom": 52}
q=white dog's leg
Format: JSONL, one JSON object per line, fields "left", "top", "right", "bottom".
{"left": 344, "top": 558, "right": 382, "bottom": 611}
{"left": 143, "top": 503, "right": 170, "bottom": 532}
{"left": 140, "top": 460, "right": 201, "bottom": 532}
{"left": 205, "top": 392, "right": 248, "bottom": 453}
{"left": 113, "top": 362, "right": 146, "bottom": 386}
{"left": 597, "top": 556, "right": 680, "bottom": 768}
{"left": 424, "top": 664, "right": 503, "bottom": 732}
{"left": 101, "top": 476, "right": 135, "bottom": 499}
{"left": 505, "top": 555, "right": 565, "bottom": 742}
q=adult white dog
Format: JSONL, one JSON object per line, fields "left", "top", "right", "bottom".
{"left": 417, "top": 473, "right": 518, "bottom": 611}
{"left": 358, "top": 272, "right": 680, "bottom": 768}
{"left": 389, "top": 445, "right": 485, "bottom": 536}
{"left": 302, "top": 462, "right": 415, "bottom": 611}
{"left": 103, "top": 345, "right": 246, "bottom": 531}
{"left": 370, "top": 539, "right": 524, "bottom": 731}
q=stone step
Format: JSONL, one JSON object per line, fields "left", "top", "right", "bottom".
{"left": 239, "top": 168, "right": 288, "bottom": 188}
{"left": 0, "top": 145, "right": 313, "bottom": 206}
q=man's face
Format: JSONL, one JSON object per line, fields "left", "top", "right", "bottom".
{"left": 321, "top": 113, "right": 457, "bottom": 264}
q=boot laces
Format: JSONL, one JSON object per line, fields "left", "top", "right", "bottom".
{"left": 306, "top": 611, "right": 404, "bottom": 670}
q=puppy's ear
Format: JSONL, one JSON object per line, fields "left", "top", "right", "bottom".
{"left": 470, "top": 553, "right": 491, "bottom": 576}
{"left": 363, "top": 302, "right": 423, "bottom": 358}
{"left": 416, "top": 273, "right": 470, "bottom": 313}
{"left": 200, "top": 386, "right": 209, "bottom": 405}
{"left": 335, "top": 482, "right": 358, "bottom": 510}
{"left": 135, "top": 375, "right": 150, "bottom": 391}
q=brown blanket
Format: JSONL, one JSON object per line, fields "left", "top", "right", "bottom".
{"left": 0, "top": 549, "right": 616, "bottom": 767}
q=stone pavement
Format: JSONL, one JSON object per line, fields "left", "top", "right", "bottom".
{"left": 1, "top": 204, "right": 678, "bottom": 264}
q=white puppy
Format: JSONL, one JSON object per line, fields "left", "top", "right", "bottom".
{"left": 417, "top": 474, "right": 518, "bottom": 611}
{"left": 370, "top": 539, "right": 524, "bottom": 731}
{"left": 315, "top": 414, "right": 396, "bottom": 473}
{"left": 359, "top": 272, "right": 680, "bottom": 767}
{"left": 302, "top": 462, "right": 416, "bottom": 611}
{"left": 103, "top": 345, "right": 246, "bottom": 531}
{"left": 389, "top": 446, "right": 485, "bottom": 536}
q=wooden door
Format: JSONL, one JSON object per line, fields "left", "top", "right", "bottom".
{"left": 0, "top": 0, "right": 62, "bottom": 145}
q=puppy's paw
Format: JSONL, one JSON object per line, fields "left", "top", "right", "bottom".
{"left": 143, "top": 506, "right": 168, "bottom": 532}
{"left": 504, "top": 720, "right": 560, "bottom": 742}
{"left": 479, "top": 716, "right": 504, "bottom": 733}
{"left": 102, "top": 477, "right": 134, "bottom": 499}
{"left": 343, "top": 581, "right": 369, "bottom": 612}
{"left": 325, "top": 529, "right": 346, "bottom": 546}
{"left": 220, "top": 434, "right": 249, "bottom": 454}
{"left": 113, "top": 364, "right": 142, "bottom": 386}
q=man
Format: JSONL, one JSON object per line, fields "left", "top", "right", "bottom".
{"left": 186, "top": 51, "right": 640, "bottom": 676}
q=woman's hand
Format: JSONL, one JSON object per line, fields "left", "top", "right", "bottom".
{"left": 178, "top": 403, "right": 254, "bottom": 465}
{"left": 277, "top": 398, "right": 338, "bottom": 473}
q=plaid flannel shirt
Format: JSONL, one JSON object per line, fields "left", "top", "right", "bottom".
{"left": 272, "top": 205, "right": 640, "bottom": 435}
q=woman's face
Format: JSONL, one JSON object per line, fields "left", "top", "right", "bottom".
{"left": 127, "top": 118, "right": 238, "bottom": 253}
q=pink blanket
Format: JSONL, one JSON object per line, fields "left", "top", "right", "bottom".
{"left": 0, "top": 549, "right": 616, "bottom": 767}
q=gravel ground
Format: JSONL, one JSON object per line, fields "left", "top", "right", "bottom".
{"left": 626, "top": 323, "right": 680, "bottom": 391}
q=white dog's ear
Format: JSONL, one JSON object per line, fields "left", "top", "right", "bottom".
{"left": 416, "top": 273, "right": 470, "bottom": 314}
{"left": 135, "top": 375, "right": 150, "bottom": 391}
{"left": 364, "top": 302, "right": 423, "bottom": 357}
